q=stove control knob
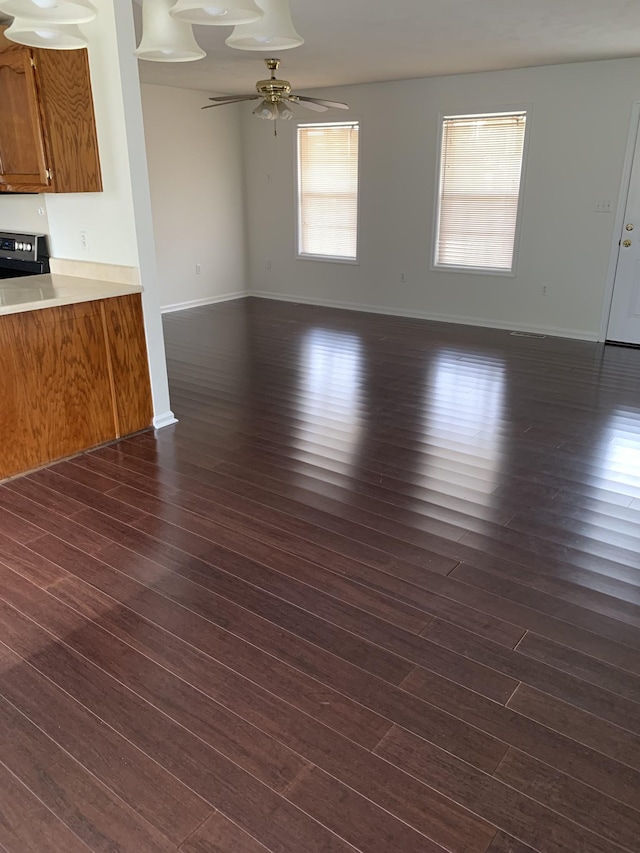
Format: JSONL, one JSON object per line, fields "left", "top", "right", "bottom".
{"left": 17, "top": 243, "right": 23, "bottom": 250}
{"left": 25, "top": 243, "right": 32, "bottom": 252}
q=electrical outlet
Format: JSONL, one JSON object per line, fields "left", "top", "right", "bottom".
{"left": 400, "top": 273, "right": 407, "bottom": 282}
{"left": 541, "top": 285, "right": 548, "bottom": 294}
{"left": 266, "top": 259, "right": 272, "bottom": 270}
{"left": 80, "top": 231, "right": 88, "bottom": 251}
{"left": 195, "top": 263, "right": 201, "bottom": 275}
{"left": 38, "top": 206, "right": 45, "bottom": 217}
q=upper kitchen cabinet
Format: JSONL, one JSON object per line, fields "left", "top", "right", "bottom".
{"left": 0, "top": 28, "right": 102, "bottom": 193}
{"left": 0, "top": 49, "right": 50, "bottom": 191}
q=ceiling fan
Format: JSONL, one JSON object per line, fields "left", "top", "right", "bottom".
{"left": 203, "top": 58, "right": 349, "bottom": 133}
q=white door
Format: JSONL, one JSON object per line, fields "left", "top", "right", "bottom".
{"left": 608, "top": 119, "right": 640, "bottom": 344}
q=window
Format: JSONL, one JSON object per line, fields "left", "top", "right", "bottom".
{"left": 297, "top": 122, "right": 359, "bottom": 262}
{"left": 434, "top": 111, "right": 527, "bottom": 273}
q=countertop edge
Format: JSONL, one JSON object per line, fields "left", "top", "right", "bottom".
{"left": 0, "top": 273, "right": 144, "bottom": 317}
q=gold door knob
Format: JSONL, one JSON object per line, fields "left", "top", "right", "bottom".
{"left": 626, "top": 223, "right": 635, "bottom": 231}
{"left": 623, "top": 239, "right": 632, "bottom": 247}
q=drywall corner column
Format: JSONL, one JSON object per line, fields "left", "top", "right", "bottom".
{"left": 111, "top": 0, "right": 175, "bottom": 427}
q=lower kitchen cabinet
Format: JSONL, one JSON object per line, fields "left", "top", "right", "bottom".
{"left": 0, "top": 294, "right": 153, "bottom": 481}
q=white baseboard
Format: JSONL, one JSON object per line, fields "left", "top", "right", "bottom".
{"left": 161, "top": 292, "right": 247, "bottom": 314}
{"left": 153, "top": 411, "right": 178, "bottom": 429}
{"left": 249, "top": 290, "right": 599, "bottom": 342}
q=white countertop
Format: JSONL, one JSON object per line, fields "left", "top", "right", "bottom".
{"left": 0, "top": 273, "right": 143, "bottom": 316}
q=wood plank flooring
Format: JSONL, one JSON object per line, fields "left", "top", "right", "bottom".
{"left": 2, "top": 296, "right": 640, "bottom": 852}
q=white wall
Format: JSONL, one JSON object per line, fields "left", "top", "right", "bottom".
{"left": 141, "top": 84, "right": 248, "bottom": 311}
{"left": 0, "top": 196, "right": 49, "bottom": 235}
{"left": 243, "top": 57, "right": 640, "bottom": 340}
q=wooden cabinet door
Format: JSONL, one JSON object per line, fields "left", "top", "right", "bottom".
{"left": 101, "top": 295, "right": 154, "bottom": 437}
{"left": 35, "top": 48, "right": 102, "bottom": 193}
{"left": 0, "top": 48, "right": 51, "bottom": 191}
{"left": 0, "top": 303, "right": 116, "bottom": 480}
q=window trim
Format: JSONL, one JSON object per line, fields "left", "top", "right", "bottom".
{"left": 295, "top": 120, "right": 361, "bottom": 265}
{"left": 430, "top": 106, "right": 531, "bottom": 277}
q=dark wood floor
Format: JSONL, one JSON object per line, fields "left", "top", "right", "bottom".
{"left": 2, "top": 297, "right": 640, "bottom": 852}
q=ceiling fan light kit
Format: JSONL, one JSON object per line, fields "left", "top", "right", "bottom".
{"left": 0, "top": 0, "right": 96, "bottom": 24}
{"left": 3, "top": 17, "right": 88, "bottom": 48}
{"left": 225, "top": 0, "right": 302, "bottom": 50}
{"left": 169, "top": 0, "right": 263, "bottom": 26}
{"left": 135, "top": 0, "right": 205, "bottom": 62}
{"left": 252, "top": 97, "right": 291, "bottom": 120}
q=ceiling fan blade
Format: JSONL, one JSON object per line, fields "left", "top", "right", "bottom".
{"left": 208, "top": 95, "right": 259, "bottom": 102}
{"left": 202, "top": 97, "right": 260, "bottom": 110}
{"left": 288, "top": 97, "right": 329, "bottom": 113}
{"left": 296, "top": 95, "right": 349, "bottom": 110}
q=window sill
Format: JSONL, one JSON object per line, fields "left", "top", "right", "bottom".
{"left": 296, "top": 253, "right": 359, "bottom": 266}
{"left": 431, "top": 264, "right": 516, "bottom": 277}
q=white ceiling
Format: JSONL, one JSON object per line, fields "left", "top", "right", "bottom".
{"left": 135, "top": 0, "right": 640, "bottom": 94}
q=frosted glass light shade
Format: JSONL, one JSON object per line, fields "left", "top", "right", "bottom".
{"left": 136, "top": 0, "right": 205, "bottom": 62}
{"left": 253, "top": 99, "right": 276, "bottom": 119}
{"left": 170, "top": 0, "right": 262, "bottom": 26}
{"left": 4, "top": 18, "right": 87, "bottom": 48}
{"left": 0, "top": 0, "right": 96, "bottom": 25}
{"left": 226, "top": 0, "right": 303, "bottom": 50}
{"left": 252, "top": 99, "right": 293, "bottom": 120}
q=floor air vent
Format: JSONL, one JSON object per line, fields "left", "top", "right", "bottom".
{"left": 510, "top": 331, "right": 548, "bottom": 339}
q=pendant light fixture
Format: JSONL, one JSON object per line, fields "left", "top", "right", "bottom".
{"left": 170, "top": 0, "right": 262, "bottom": 26}
{"left": 135, "top": 0, "right": 205, "bottom": 62}
{"left": 0, "top": 0, "right": 95, "bottom": 24}
{"left": 226, "top": 0, "right": 302, "bottom": 50}
{"left": 131, "top": 0, "right": 303, "bottom": 63}
{"left": 3, "top": 18, "right": 88, "bottom": 48}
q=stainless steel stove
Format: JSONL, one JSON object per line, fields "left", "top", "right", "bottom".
{"left": 0, "top": 231, "right": 50, "bottom": 280}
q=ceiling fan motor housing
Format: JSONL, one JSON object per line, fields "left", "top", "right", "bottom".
{"left": 256, "top": 77, "right": 292, "bottom": 101}
{"left": 256, "top": 58, "right": 291, "bottom": 103}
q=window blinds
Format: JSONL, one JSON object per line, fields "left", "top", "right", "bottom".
{"left": 298, "top": 122, "right": 359, "bottom": 260}
{"left": 435, "top": 112, "right": 527, "bottom": 271}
